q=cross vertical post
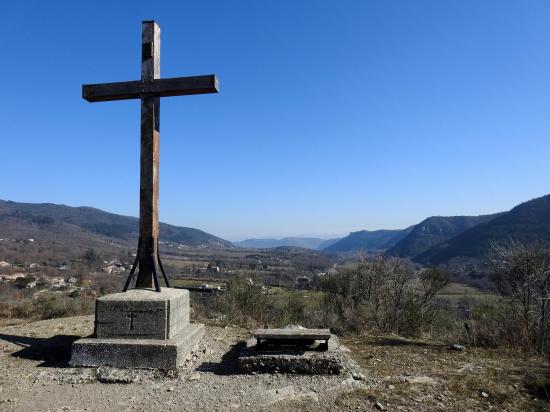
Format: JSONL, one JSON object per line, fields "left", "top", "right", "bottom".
{"left": 137, "top": 21, "right": 161, "bottom": 288}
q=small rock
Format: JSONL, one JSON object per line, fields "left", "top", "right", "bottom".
{"left": 450, "top": 344, "right": 465, "bottom": 351}
{"left": 406, "top": 376, "right": 438, "bottom": 385}
{"left": 374, "top": 401, "right": 385, "bottom": 410}
{"left": 167, "top": 387, "right": 174, "bottom": 392}
{"left": 388, "top": 384, "right": 395, "bottom": 390}
{"left": 352, "top": 372, "right": 365, "bottom": 381}
{"left": 480, "top": 391, "right": 489, "bottom": 398}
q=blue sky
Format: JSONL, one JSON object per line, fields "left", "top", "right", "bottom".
{"left": 2, "top": 1, "right": 550, "bottom": 241}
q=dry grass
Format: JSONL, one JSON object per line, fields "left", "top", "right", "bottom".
{"left": 338, "top": 335, "right": 550, "bottom": 411}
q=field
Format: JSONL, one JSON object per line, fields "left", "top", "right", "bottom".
{"left": 436, "top": 282, "right": 496, "bottom": 304}
{"left": 171, "top": 278, "right": 225, "bottom": 289}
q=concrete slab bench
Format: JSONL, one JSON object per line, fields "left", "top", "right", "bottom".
{"left": 252, "top": 328, "right": 331, "bottom": 350}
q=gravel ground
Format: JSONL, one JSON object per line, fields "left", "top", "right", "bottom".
{"left": 0, "top": 316, "right": 370, "bottom": 411}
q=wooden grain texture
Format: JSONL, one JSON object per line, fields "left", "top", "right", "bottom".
{"left": 252, "top": 329, "right": 332, "bottom": 340}
{"left": 82, "top": 75, "right": 219, "bottom": 102}
{"left": 136, "top": 21, "right": 161, "bottom": 288}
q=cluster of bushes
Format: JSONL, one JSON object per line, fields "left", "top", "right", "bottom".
{"left": 458, "top": 243, "right": 550, "bottom": 355}
{"left": 193, "top": 258, "right": 449, "bottom": 338}
{"left": 193, "top": 276, "right": 319, "bottom": 328}
{"left": 0, "top": 271, "right": 122, "bottom": 321}
{"left": 316, "top": 258, "right": 449, "bottom": 336}
{"left": 0, "top": 285, "right": 95, "bottom": 320}
{"left": 195, "top": 244, "right": 550, "bottom": 356}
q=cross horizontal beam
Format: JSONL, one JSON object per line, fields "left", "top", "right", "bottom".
{"left": 82, "top": 74, "right": 219, "bottom": 102}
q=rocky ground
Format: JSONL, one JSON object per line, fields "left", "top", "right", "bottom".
{"left": 0, "top": 316, "right": 548, "bottom": 411}
{"left": 339, "top": 336, "right": 550, "bottom": 411}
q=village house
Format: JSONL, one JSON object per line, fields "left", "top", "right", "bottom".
{"left": 66, "top": 276, "right": 79, "bottom": 285}
{"left": 102, "top": 260, "right": 126, "bottom": 274}
{"left": 48, "top": 277, "right": 67, "bottom": 289}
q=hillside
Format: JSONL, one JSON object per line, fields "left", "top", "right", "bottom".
{"left": 417, "top": 194, "right": 550, "bottom": 264}
{"left": 387, "top": 214, "right": 501, "bottom": 260}
{"left": 0, "top": 200, "right": 232, "bottom": 254}
{"left": 323, "top": 229, "right": 411, "bottom": 253}
{"left": 236, "top": 237, "right": 340, "bottom": 250}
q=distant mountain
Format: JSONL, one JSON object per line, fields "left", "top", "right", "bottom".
{"left": 316, "top": 238, "right": 342, "bottom": 250}
{"left": 236, "top": 237, "right": 339, "bottom": 250}
{"left": 0, "top": 200, "right": 232, "bottom": 250}
{"left": 387, "top": 214, "right": 502, "bottom": 260}
{"left": 323, "top": 229, "right": 411, "bottom": 253}
{"left": 417, "top": 194, "right": 550, "bottom": 264}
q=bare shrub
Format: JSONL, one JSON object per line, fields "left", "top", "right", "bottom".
{"left": 91, "top": 273, "right": 124, "bottom": 295}
{"left": 0, "top": 282, "right": 95, "bottom": 321}
{"left": 32, "top": 293, "right": 95, "bottom": 319}
{"left": 489, "top": 242, "right": 550, "bottom": 354}
{"left": 214, "top": 275, "right": 267, "bottom": 327}
{"left": 317, "top": 256, "right": 448, "bottom": 336}
{"left": 402, "top": 267, "right": 450, "bottom": 337}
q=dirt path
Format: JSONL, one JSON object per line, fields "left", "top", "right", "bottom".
{"left": 0, "top": 316, "right": 368, "bottom": 411}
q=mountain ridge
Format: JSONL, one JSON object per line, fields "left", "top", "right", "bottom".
{"left": 416, "top": 194, "right": 550, "bottom": 264}
{"left": 0, "top": 199, "right": 232, "bottom": 249}
{"left": 387, "top": 213, "right": 503, "bottom": 260}
{"left": 323, "top": 228, "right": 412, "bottom": 253}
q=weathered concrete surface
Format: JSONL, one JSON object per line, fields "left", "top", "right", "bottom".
{"left": 70, "top": 323, "right": 203, "bottom": 369}
{"left": 95, "top": 288, "right": 189, "bottom": 339}
{"left": 238, "top": 335, "right": 364, "bottom": 376}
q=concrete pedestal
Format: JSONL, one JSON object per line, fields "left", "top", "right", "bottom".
{"left": 70, "top": 288, "right": 203, "bottom": 369}
{"left": 238, "top": 335, "right": 347, "bottom": 375}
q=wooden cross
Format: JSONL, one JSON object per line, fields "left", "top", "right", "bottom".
{"left": 82, "top": 21, "right": 219, "bottom": 291}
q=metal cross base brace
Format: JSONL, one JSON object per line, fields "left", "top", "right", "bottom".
{"left": 123, "top": 237, "right": 171, "bottom": 292}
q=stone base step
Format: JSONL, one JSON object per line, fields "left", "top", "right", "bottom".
{"left": 70, "top": 323, "right": 204, "bottom": 369}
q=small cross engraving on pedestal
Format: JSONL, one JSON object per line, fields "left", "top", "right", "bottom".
{"left": 126, "top": 313, "right": 137, "bottom": 331}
